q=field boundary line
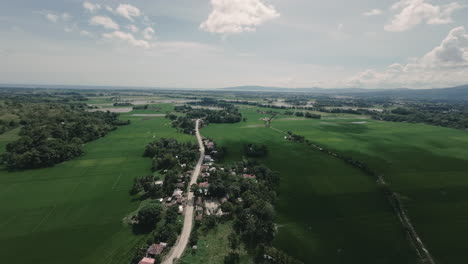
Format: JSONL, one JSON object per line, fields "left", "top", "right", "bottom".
{"left": 31, "top": 204, "right": 57, "bottom": 232}
{"left": 112, "top": 156, "right": 128, "bottom": 190}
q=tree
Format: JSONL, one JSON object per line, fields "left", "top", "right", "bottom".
{"left": 224, "top": 252, "right": 240, "bottom": 264}
{"left": 228, "top": 232, "right": 240, "bottom": 250}
{"left": 136, "top": 203, "right": 163, "bottom": 230}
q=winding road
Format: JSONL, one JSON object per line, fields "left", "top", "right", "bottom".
{"left": 162, "top": 119, "right": 205, "bottom": 264}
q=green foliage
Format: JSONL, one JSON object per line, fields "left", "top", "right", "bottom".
{"left": 171, "top": 116, "right": 196, "bottom": 134}
{"left": 143, "top": 138, "right": 198, "bottom": 171}
{"left": 1, "top": 102, "right": 124, "bottom": 169}
{"left": 136, "top": 203, "right": 163, "bottom": 230}
{"left": 373, "top": 103, "right": 468, "bottom": 130}
{"left": 304, "top": 112, "right": 321, "bottom": 119}
{"left": 244, "top": 143, "right": 268, "bottom": 157}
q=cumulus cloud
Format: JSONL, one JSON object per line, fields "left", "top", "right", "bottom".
{"left": 83, "top": 2, "right": 101, "bottom": 13}
{"left": 42, "top": 11, "right": 71, "bottom": 23}
{"left": 89, "top": 16, "right": 120, "bottom": 30}
{"left": 142, "top": 27, "right": 155, "bottom": 40}
{"left": 385, "top": 0, "right": 464, "bottom": 32}
{"left": 128, "top": 25, "right": 139, "bottom": 33}
{"left": 80, "top": 30, "right": 92, "bottom": 37}
{"left": 62, "top": 13, "right": 72, "bottom": 21}
{"left": 348, "top": 26, "right": 468, "bottom": 88}
{"left": 363, "top": 9, "right": 382, "bottom": 16}
{"left": 103, "top": 31, "right": 150, "bottom": 48}
{"left": 116, "top": 4, "right": 141, "bottom": 21}
{"left": 200, "top": 0, "right": 280, "bottom": 34}
{"left": 45, "top": 13, "right": 59, "bottom": 23}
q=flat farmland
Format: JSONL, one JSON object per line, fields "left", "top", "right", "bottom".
{"left": 0, "top": 106, "right": 193, "bottom": 264}
{"left": 272, "top": 115, "right": 468, "bottom": 264}
{"left": 201, "top": 107, "right": 416, "bottom": 264}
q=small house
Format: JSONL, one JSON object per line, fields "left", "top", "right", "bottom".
{"left": 199, "top": 182, "right": 210, "bottom": 189}
{"left": 204, "top": 155, "right": 214, "bottom": 162}
{"left": 138, "top": 257, "right": 155, "bottom": 264}
{"left": 147, "top": 243, "right": 167, "bottom": 257}
{"left": 154, "top": 180, "right": 163, "bottom": 185}
{"left": 172, "top": 188, "right": 183, "bottom": 198}
{"left": 242, "top": 174, "right": 257, "bottom": 180}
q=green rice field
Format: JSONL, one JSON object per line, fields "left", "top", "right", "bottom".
{"left": 0, "top": 106, "right": 193, "bottom": 264}
{"left": 272, "top": 114, "right": 468, "bottom": 264}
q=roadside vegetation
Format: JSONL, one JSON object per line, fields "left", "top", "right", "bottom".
{"left": 129, "top": 138, "right": 199, "bottom": 264}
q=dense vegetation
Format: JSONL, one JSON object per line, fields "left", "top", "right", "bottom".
{"left": 0, "top": 99, "right": 128, "bottom": 169}
{"left": 178, "top": 105, "right": 242, "bottom": 124}
{"left": 170, "top": 101, "right": 243, "bottom": 134}
{"left": 191, "top": 159, "right": 283, "bottom": 263}
{"left": 372, "top": 104, "right": 468, "bottom": 130}
{"left": 143, "top": 138, "right": 198, "bottom": 171}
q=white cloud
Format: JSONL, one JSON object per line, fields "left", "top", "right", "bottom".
{"left": 62, "top": 13, "right": 72, "bottom": 21}
{"left": 80, "top": 30, "right": 92, "bottom": 37}
{"left": 43, "top": 11, "right": 71, "bottom": 23}
{"left": 83, "top": 2, "right": 101, "bottom": 13}
{"left": 64, "top": 24, "right": 79, "bottom": 33}
{"left": 128, "top": 25, "right": 139, "bottom": 33}
{"left": 348, "top": 26, "right": 468, "bottom": 88}
{"left": 46, "top": 13, "right": 59, "bottom": 23}
{"left": 103, "top": 31, "right": 150, "bottom": 48}
{"left": 385, "top": 0, "right": 464, "bottom": 32}
{"left": 200, "top": 0, "right": 280, "bottom": 34}
{"left": 89, "top": 16, "right": 120, "bottom": 30}
{"left": 116, "top": 4, "right": 141, "bottom": 21}
{"left": 363, "top": 9, "right": 382, "bottom": 16}
{"left": 142, "top": 27, "right": 155, "bottom": 40}
{"left": 337, "top": 23, "right": 344, "bottom": 31}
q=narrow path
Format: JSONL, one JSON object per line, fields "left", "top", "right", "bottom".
{"left": 162, "top": 119, "right": 205, "bottom": 264}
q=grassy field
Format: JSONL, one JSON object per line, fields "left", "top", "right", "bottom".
{"left": 201, "top": 107, "right": 416, "bottom": 264}
{"left": 0, "top": 127, "right": 20, "bottom": 152}
{"left": 272, "top": 115, "right": 468, "bottom": 264}
{"left": 179, "top": 222, "right": 252, "bottom": 264}
{"left": 0, "top": 106, "right": 193, "bottom": 264}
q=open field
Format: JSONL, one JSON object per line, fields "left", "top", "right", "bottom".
{"left": 201, "top": 107, "right": 416, "bottom": 264}
{"left": 0, "top": 127, "right": 20, "bottom": 152}
{"left": 272, "top": 115, "right": 468, "bottom": 264}
{"left": 179, "top": 222, "right": 252, "bottom": 264}
{"left": 0, "top": 105, "right": 193, "bottom": 264}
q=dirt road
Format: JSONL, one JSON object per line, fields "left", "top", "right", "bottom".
{"left": 162, "top": 119, "right": 205, "bottom": 264}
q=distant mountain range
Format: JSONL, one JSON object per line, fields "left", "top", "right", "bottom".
{"left": 219, "top": 85, "right": 468, "bottom": 101}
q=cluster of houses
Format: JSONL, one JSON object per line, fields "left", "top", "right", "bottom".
{"left": 137, "top": 242, "right": 168, "bottom": 264}
{"left": 193, "top": 138, "right": 259, "bottom": 221}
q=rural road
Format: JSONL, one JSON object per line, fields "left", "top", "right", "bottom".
{"left": 162, "top": 119, "right": 205, "bottom": 264}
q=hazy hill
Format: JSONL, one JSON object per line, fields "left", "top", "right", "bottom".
{"left": 220, "top": 85, "right": 468, "bottom": 101}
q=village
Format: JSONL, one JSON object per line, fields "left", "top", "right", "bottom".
{"left": 136, "top": 135, "right": 259, "bottom": 264}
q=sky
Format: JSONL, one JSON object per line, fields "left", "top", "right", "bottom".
{"left": 0, "top": 0, "right": 468, "bottom": 89}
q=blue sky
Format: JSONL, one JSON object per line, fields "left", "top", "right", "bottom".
{"left": 1, "top": 0, "right": 468, "bottom": 89}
